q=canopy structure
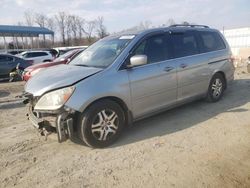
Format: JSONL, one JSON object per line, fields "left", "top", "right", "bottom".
{"left": 0, "top": 25, "right": 54, "bottom": 51}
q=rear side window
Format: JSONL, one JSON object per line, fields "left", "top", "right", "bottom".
{"left": 0, "top": 55, "right": 8, "bottom": 63}
{"left": 25, "top": 53, "right": 35, "bottom": 58}
{"left": 34, "top": 52, "right": 48, "bottom": 57}
{"left": 132, "top": 34, "right": 171, "bottom": 64}
{"left": 199, "top": 31, "right": 226, "bottom": 52}
{"left": 171, "top": 31, "right": 199, "bottom": 58}
{"left": 0, "top": 56, "right": 13, "bottom": 62}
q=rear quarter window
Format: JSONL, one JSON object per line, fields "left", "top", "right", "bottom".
{"left": 199, "top": 31, "right": 226, "bottom": 52}
{"left": 34, "top": 52, "right": 48, "bottom": 57}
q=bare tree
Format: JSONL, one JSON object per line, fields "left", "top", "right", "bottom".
{"left": 96, "top": 16, "right": 108, "bottom": 39}
{"left": 85, "top": 20, "right": 96, "bottom": 43}
{"left": 35, "top": 13, "right": 48, "bottom": 47}
{"left": 35, "top": 13, "right": 47, "bottom": 27}
{"left": 116, "top": 20, "right": 152, "bottom": 34}
{"left": 76, "top": 17, "right": 86, "bottom": 41}
{"left": 17, "top": 21, "right": 23, "bottom": 26}
{"left": 69, "top": 15, "right": 78, "bottom": 45}
{"left": 46, "top": 18, "right": 55, "bottom": 32}
{"left": 139, "top": 20, "right": 152, "bottom": 30}
{"left": 167, "top": 18, "right": 175, "bottom": 26}
{"left": 65, "top": 15, "right": 73, "bottom": 45}
{"left": 24, "top": 10, "right": 34, "bottom": 26}
{"left": 55, "top": 12, "right": 67, "bottom": 45}
{"left": 182, "top": 21, "right": 190, "bottom": 25}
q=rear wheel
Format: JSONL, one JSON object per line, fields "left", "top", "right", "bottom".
{"left": 77, "top": 100, "right": 125, "bottom": 148}
{"left": 206, "top": 73, "right": 225, "bottom": 102}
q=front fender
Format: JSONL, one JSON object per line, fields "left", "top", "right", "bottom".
{"left": 65, "top": 69, "right": 131, "bottom": 113}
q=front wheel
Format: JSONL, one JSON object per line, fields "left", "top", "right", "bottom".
{"left": 77, "top": 100, "right": 125, "bottom": 148}
{"left": 206, "top": 73, "right": 225, "bottom": 102}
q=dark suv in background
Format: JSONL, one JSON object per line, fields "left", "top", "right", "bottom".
{"left": 0, "top": 54, "right": 31, "bottom": 80}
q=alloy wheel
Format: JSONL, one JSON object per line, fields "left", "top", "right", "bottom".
{"left": 211, "top": 78, "right": 223, "bottom": 98}
{"left": 91, "top": 109, "right": 119, "bottom": 141}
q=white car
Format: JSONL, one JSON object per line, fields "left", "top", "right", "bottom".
{"left": 18, "top": 51, "right": 53, "bottom": 64}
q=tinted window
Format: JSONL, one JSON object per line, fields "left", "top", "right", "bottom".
{"left": 6, "top": 56, "right": 14, "bottom": 61}
{"left": 25, "top": 53, "right": 34, "bottom": 58}
{"left": 200, "top": 31, "right": 226, "bottom": 52}
{"left": 132, "top": 34, "right": 169, "bottom": 64}
{"left": 0, "top": 55, "right": 13, "bottom": 62}
{"left": 25, "top": 52, "right": 48, "bottom": 58}
{"left": 171, "top": 32, "right": 199, "bottom": 58}
{"left": 34, "top": 52, "right": 48, "bottom": 57}
{"left": 0, "top": 56, "right": 7, "bottom": 63}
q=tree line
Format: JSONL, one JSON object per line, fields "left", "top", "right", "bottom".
{"left": 17, "top": 10, "right": 108, "bottom": 47}
{"left": 13, "top": 10, "right": 191, "bottom": 49}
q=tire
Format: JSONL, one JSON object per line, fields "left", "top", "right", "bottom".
{"left": 206, "top": 73, "right": 226, "bottom": 102}
{"left": 77, "top": 99, "right": 125, "bottom": 148}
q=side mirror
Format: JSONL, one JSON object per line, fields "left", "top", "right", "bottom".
{"left": 128, "top": 55, "right": 147, "bottom": 68}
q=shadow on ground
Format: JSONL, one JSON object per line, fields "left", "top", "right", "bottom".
{"left": 0, "top": 91, "right": 10, "bottom": 98}
{"left": 0, "top": 102, "right": 24, "bottom": 110}
{"left": 111, "top": 79, "right": 250, "bottom": 147}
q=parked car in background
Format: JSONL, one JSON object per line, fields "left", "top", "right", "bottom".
{"left": 0, "top": 54, "right": 32, "bottom": 80}
{"left": 25, "top": 25, "right": 235, "bottom": 148}
{"left": 7, "top": 50, "right": 25, "bottom": 55}
{"left": 23, "top": 48, "right": 84, "bottom": 81}
{"left": 52, "top": 46, "right": 88, "bottom": 57}
{"left": 17, "top": 51, "right": 53, "bottom": 64}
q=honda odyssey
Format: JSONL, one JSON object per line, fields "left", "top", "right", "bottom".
{"left": 24, "top": 25, "right": 235, "bottom": 148}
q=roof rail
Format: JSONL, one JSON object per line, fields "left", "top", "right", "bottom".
{"left": 170, "top": 24, "right": 209, "bottom": 28}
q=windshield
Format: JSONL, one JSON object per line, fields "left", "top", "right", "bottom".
{"left": 70, "top": 36, "right": 133, "bottom": 68}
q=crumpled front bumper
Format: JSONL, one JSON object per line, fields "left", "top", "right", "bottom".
{"left": 24, "top": 94, "right": 75, "bottom": 142}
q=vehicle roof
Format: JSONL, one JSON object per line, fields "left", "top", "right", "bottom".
{"left": 0, "top": 53, "right": 25, "bottom": 60}
{"left": 107, "top": 25, "right": 218, "bottom": 39}
{"left": 0, "top": 53, "right": 19, "bottom": 57}
{"left": 21, "top": 50, "right": 51, "bottom": 54}
{"left": 53, "top": 46, "right": 88, "bottom": 50}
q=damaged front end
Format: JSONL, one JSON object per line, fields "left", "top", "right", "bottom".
{"left": 23, "top": 93, "right": 75, "bottom": 143}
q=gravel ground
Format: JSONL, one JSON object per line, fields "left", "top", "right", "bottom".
{"left": 0, "top": 68, "right": 250, "bottom": 188}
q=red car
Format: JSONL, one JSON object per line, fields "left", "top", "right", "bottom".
{"left": 23, "top": 49, "right": 84, "bottom": 81}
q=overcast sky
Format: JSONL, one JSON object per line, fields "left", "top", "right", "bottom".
{"left": 0, "top": 0, "right": 249, "bottom": 32}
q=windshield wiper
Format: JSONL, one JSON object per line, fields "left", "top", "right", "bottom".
{"left": 74, "top": 64, "right": 90, "bottom": 67}
{"left": 74, "top": 64, "right": 105, "bottom": 69}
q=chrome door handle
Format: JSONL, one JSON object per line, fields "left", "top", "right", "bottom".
{"left": 164, "top": 66, "right": 174, "bottom": 72}
{"left": 180, "top": 64, "right": 188, "bottom": 68}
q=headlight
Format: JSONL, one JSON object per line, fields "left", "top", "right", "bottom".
{"left": 34, "top": 86, "right": 75, "bottom": 110}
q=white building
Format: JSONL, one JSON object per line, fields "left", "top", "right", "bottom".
{"left": 222, "top": 27, "right": 250, "bottom": 59}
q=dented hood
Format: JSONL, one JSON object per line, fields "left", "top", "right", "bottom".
{"left": 25, "top": 64, "right": 102, "bottom": 96}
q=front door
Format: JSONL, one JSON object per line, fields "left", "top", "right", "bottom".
{"left": 127, "top": 33, "right": 177, "bottom": 118}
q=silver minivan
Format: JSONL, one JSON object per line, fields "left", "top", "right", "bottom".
{"left": 24, "top": 25, "right": 235, "bottom": 148}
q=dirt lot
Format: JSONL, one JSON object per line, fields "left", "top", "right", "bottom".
{"left": 0, "top": 68, "right": 250, "bottom": 188}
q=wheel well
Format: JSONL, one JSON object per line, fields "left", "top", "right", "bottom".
{"left": 215, "top": 71, "right": 227, "bottom": 89}
{"left": 79, "top": 97, "right": 132, "bottom": 127}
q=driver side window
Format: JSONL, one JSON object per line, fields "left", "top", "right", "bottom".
{"left": 132, "top": 34, "right": 168, "bottom": 64}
